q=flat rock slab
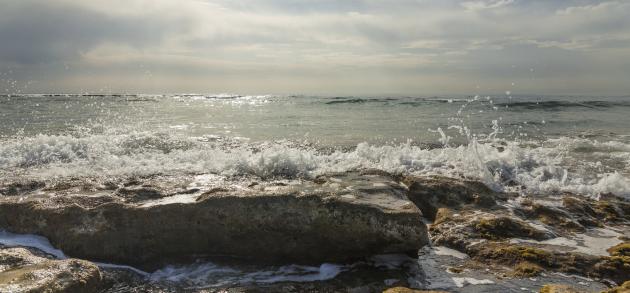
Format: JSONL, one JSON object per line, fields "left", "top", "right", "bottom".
{"left": 0, "top": 247, "right": 102, "bottom": 293}
{"left": 0, "top": 172, "right": 429, "bottom": 268}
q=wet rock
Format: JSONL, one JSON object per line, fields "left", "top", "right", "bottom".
{"left": 462, "top": 241, "right": 630, "bottom": 285}
{"left": 608, "top": 242, "right": 630, "bottom": 257}
{"left": 518, "top": 199, "right": 586, "bottom": 232}
{"left": 603, "top": 281, "right": 630, "bottom": 293}
{"left": 403, "top": 176, "right": 504, "bottom": 221}
{"left": 382, "top": 287, "right": 448, "bottom": 293}
{"left": 430, "top": 211, "right": 551, "bottom": 252}
{"left": 513, "top": 261, "right": 543, "bottom": 277}
{"left": 595, "top": 201, "right": 625, "bottom": 222}
{"left": 0, "top": 247, "right": 102, "bottom": 292}
{"left": 539, "top": 284, "right": 584, "bottom": 293}
{"left": 470, "top": 243, "right": 557, "bottom": 268}
{"left": 592, "top": 255, "right": 630, "bottom": 285}
{"left": 0, "top": 172, "right": 429, "bottom": 268}
{"left": 0, "top": 181, "right": 45, "bottom": 196}
{"left": 115, "top": 186, "right": 164, "bottom": 202}
{"left": 473, "top": 216, "right": 550, "bottom": 241}
{"left": 561, "top": 196, "right": 601, "bottom": 228}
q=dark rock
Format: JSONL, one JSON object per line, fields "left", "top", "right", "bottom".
{"left": 0, "top": 172, "right": 429, "bottom": 268}
{"left": 403, "top": 176, "right": 500, "bottom": 221}
{"left": 116, "top": 187, "right": 164, "bottom": 202}
{"left": 593, "top": 255, "right": 630, "bottom": 285}
{"left": 430, "top": 210, "right": 551, "bottom": 252}
{"left": 473, "top": 216, "right": 551, "bottom": 241}
{"left": 518, "top": 199, "right": 586, "bottom": 232}
{"left": 382, "top": 287, "right": 448, "bottom": 293}
{"left": 0, "top": 181, "right": 46, "bottom": 196}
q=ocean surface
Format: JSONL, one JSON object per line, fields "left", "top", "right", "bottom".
{"left": 1, "top": 93, "right": 630, "bottom": 290}
{"left": 1, "top": 93, "right": 630, "bottom": 199}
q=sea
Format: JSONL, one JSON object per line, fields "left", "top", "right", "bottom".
{"left": 1, "top": 93, "right": 630, "bottom": 290}
{"left": 1, "top": 93, "right": 629, "bottom": 198}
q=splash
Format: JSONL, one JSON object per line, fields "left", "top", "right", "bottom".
{"left": 0, "top": 131, "right": 628, "bottom": 199}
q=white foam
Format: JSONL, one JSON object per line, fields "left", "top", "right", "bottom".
{"left": 150, "top": 262, "right": 344, "bottom": 287}
{"left": 139, "top": 193, "right": 199, "bottom": 207}
{"left": 451, "top": 277, "right": 495, "bottom": 287}
{"left": 433, "top": 246, "right": 469, "bottom": 259}
{"left": 510, "top": 227, "right": 623, "bottom": 256}
{"left": 0, "top": 230, "right": 66, "bottom": 259}
{"left": 1, "top": 133, "right": 629, "bottom": 199}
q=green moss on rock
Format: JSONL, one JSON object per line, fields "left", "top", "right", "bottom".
{"left": 514, "top": 261, "right": 543, "bottom": 277}
{"left": 608, "top": 242, "right": 630, "bottom": 257}
{"left": 474, "top": 217, "right": 549, "bottom": 241}
{"left": 603, "top": 281, "right": 630, "bottom": 293}
{"left": 539, "top": 284, "right": 582, "bottom": 293}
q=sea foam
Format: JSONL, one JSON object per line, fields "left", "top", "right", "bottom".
{"left": 0, "top": 131, "right": 629, "bottom": 199}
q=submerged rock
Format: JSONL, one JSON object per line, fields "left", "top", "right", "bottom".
{"left": 0, "top": 247, "right": 102, "bottom": 292}
{"left": 0, "top": 172, "right": 429, "bottom": 268}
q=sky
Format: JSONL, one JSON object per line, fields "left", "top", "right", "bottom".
{"left": 1, "top": 0, "right": 629, "bottom": 95}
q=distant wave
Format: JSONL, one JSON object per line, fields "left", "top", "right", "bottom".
{"left": 324, "top": 97, "right": 464, "bottom": 105}
{"left": 496, "top": 100, "right": 630, "bottom": 111}
{"left": 325, "top": 98, "right": 370, "bottom": 105}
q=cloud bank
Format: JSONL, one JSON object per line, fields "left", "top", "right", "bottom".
{"left": 1, "top": 0, "right": 629, "bottom": 95}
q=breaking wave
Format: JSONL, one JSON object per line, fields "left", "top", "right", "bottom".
{"left": 1, "top": 132, "right": 628, "bottom": 199}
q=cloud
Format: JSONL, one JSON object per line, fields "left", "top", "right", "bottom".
{"left": 0, "top": 0, "right": 629, "bottom": 95}
{"left": 0, "top": 0, "right": 196, "bottom": 65}
{"left": 461, "top": 0, "right": 515, "bottom": 11}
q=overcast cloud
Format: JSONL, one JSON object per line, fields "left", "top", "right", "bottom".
{"left": 1, "top": 0, "right": 629, "bottom": 95}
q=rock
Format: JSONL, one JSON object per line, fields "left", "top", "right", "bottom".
{"left": 0, "top": 172, "right": 429, "bottom": 268}
{"left": 403, "top": 176, "right": 504, "bottom": 221}
{"left": 473, "top": 216, "right": 550, "bottom": 241}
{"left": 471, "top": 243, "right": 557, "bottom": 268}
{"left": 0, "top": 181, "right": 46, "bottom": 196}
{"left": 0, "top": 247, "right": 102, "bottom": 292}
{"left": 463, "top": 241, "right": 630, "bottom": 285}
{"left": 539, "top": 284, "right": 585, "bottom": 293}
{"left": 592, "top": 255, "right": 630, "bottom": 285}
{"left": 518, "top": 199, "right": 586, "bottom": 232}
{"left": 604, "top": 281, "right": 630, "bottom": 293}
{"left": 382, "top": 287, "right": 448, "bottom": 293}
{"left": 513, "top": 261, "right": 543, "bottom": 277}
{"left": 430, "top": 210, "right": 551, "bottom": 252}
{"left": 608, "top": 242, "right": 630, "bottom": 257}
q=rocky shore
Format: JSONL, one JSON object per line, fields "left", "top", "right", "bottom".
{"left": 0, "top": 170, "right": 628, "bottom": 292}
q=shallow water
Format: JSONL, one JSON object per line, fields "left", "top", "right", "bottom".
{"left": 1, "top": 94, "right": 629, "bottom": 199}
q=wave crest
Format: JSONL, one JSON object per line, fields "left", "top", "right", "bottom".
{"left": 1, "top": 133, "right": 629, "bottom": 199}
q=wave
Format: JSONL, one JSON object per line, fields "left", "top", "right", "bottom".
{"left": 323, "top": 97, "right": 469, "bottom": 106}
{"left": 1, "top": 132, "right": 629, "bottom": 199}
{"left": 172, "top": 94, "right": 272, "bottom": 105}
{"left": 496, "top": 100, "right": 630, "bottom": 111}
{"left": 324, "top": 97, "right": 393, "bottom": 105}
